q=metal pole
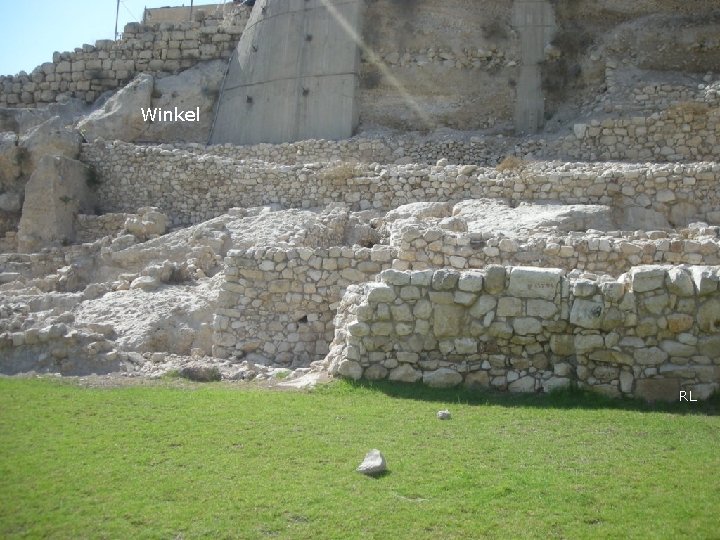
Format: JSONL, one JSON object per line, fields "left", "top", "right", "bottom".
{"left": 114, "top": 0, "right": 121, "bottom": 39}
{"left": 190, "top": 0, "right": 194, "bottom": 21}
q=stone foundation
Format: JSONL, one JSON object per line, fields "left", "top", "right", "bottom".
{"left": 325, "top": 265, "right": 720, "bottom": 401}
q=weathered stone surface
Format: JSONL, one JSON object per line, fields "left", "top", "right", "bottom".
{"left": 570, "top": 299, "right": 604, "bottom": 329}
{"left": 77, "top": 73, "right": 153, "bottom": 142}
{"left": 385, "top": 201, "right": 452, "bottom": 221}
{"left": 388, "top": 364, "right": 422, "bottom": 383}
{"left": 458, "top": 271, "right": 484, "bottom": 292}
{"left": 513, "top": 317, "right": 542, "bottom": 335}
{"left": 469, "top": 295, "right": 496, "bottom": 318}
{"left": 508, "top": 375, "right": 536, "bottom": 393}
{"left": 129, "top": 276, "right": 160, "bottom": 291}
{"left": 483, "top": 265, "right": 506, "bottom": 294}
{"left": 337, "top": 360, "right": 363, "bottom": 380}
{"left": 179, "top": 365, "right": 221, "bottom": 382}
{"left": 0, "top": 132, "right": 20, "bottom": 185}
{"left": 634, "top": 347, "right": 669, "bottom": 365}
{"left": 357, "top": 449, "right": 386, "bottom": 476}
{"left": 697, "top": 299, "right": 720, "bottom": 333}
{"left": 142, "top": 60, "right": 226, "bottom": 143}
{"left": 635, "top": 378, "right": 681, "bottom": 402}
{"left": 507, "top": 267, "right": 563, "bottom": 299}
{"left": 432, "top": 269, "right": 459, "bottom": 290}
{"left": 690, "top": 267, "right": 719, "bottom": 296}
{"left": 629, "top": 266, "right": 667, "bottom": 293}
{"left": 0, "top": 191, "right": 22, "bottom": 212}
{"left": 366, "top": 283, "right": 396, "bottom": 304}
{"left": 433, "top": 305, "right": 464, "bottom": 338}
{"left": 20, "top": 115, "right": 82, "bottom": 169}
{"left": 356, "top": 361, "right": 387, "bottom": 380}
{"left": 464, "top": 371, "right": 490, "bottom": 388}
{"left": 423, "top": 368, "right": 462, "bottom": 388}
{"left": 125, "top": 207, "right": 168, "bottom": 239}
{"left": 666, "top": 268, "right": 695, "bottom": 297}
{"left": 590, "top": 350, "right": 633, "bottom": 365}
{"left": 550, "top": 335, "right": 575, "bottom": 355}
{"left": 17, "top": 155, "right": 93, "bottom": 252}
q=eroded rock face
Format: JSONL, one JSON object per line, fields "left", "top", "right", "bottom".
{"left": 142, "top": 60, "right": 226, "bottom": 143}
{"left": 17, "top": 155, "right": 93, "bottom": 252}
{"left": 76, "top": 61, "right": 225, "bottom": 144}
{"left": 77, "top": 74, "right": 154, "bottom": 143}
{"left": 20, "top": 116, "right": 82, "bottom": 170}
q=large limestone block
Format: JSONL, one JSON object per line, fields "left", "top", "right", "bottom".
{"left": 634, "top": 378, "right": 680, "bottom": 402}
{"left": 385, "top": 201, "right": 453, "bottom": 221}
{"left": 433, "top": 304, "right": 464, "bottom": 338}
{"left": 697, "top": 299, "right": 720, "bottom": 333}
{"left": 507, "top": 267, "right": 563, "bottom": 299}
{"left": 569, "top": 299, "right": 604, "bottom": 330}
{"left": 17, "top": 155, "right": 93, "bottom": 252}
{"left": 621, "top": 207, "right": 670, "bottom": 230}
{"left": 423, "top": 368, "right": 462, "bottom": 388}
{"left": 19, "top": 116, "right": 81, "bottom": 170}
{"left": 0, "top": 132, "right": 20, "bottom": 187}
{"left": 77, "top": 74, "right": 153, "bottom": 142}
{"left": 629, "top": 266, "right": 667, "bottom": 293}
{"left": 389, "top": 363, "right": 422, "bottom": 383}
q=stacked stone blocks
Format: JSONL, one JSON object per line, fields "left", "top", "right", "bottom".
{"left": 0, "top": 9, "right": 248, "bottom": 108}
{"left": 327, "top": 265, "right": 720, "bottom": 400}
{"left": 213, "top": 245, "right": 396, "bottom": 365}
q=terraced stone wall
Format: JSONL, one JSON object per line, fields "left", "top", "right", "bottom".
{"left": 0, "top": 8, "right": 248, "bottom": 108}
{"left": 81, "top": 141, "right": 720, "bottom": 227}
{"left": 213, "top": 245, "right": 396, "bottom": 364}
{"left": 555, "top": 83, "right": 720, "bottom": 162}
{"left": 393, "top": 222, "right": 720, "bottom": 276}
{"left": 326, "top": 266, "right": 720, "bottom": 401}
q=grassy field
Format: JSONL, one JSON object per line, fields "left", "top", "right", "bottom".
{"left": 0, "top": 377, "right": 718, "bottom": 539}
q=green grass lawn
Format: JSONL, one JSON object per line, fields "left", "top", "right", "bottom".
{"left": 1, "top": 377, "right": 718, "bottom": 539}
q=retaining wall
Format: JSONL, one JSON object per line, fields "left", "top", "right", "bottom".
{"left": 326, "top": 265, "right": 720, "bottom": 401}
{"left": 392, "top": 222, "right": 720, "bottom": 276}
{"left": 81, "top": 140, "right": 720, "bottom": 226}
{"left": 213, "top": 245, "right": 396, "bottom": 364}
{"left": 0, "top": 8, "right": 248, "bottom": 108}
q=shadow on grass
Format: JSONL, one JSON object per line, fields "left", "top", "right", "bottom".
{"left": 337, "top": 379, "right": 720, "bottom": 416}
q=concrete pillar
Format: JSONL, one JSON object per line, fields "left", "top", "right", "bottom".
{"left": 209, "top": 0, "right": 364, "bottom": 145}
{"left": 512, "top": 0, "right": 556, "bottom": 134}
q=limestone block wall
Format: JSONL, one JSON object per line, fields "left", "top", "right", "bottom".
{"left": 81, "top": 140, "right": 720, "bottom": 227}
{"left": 0, "top": 9, "right": 248, "bottom": 108}
{"left": 554, "top": 83, "right": 720, "bottom": 162}
{"left": 326, "top": 266, "right": 720, "bottom": 401}
{"left": 392, "top": 223, "right": 720, "bottom": 276}
{"left": 179, "top": 135, "right": 515, "bottom": 166}
{"left": 213, "top": 245, "right": 396, "bottom": 364}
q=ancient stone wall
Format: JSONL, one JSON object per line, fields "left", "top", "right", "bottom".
{"left": 326, "top": 265, "right": 720, "bottom": 401}
{"left": 0, "top": 8, "right": 248, "bottom": 108}
{"left": 393, "top": 223, "right": 720, "bottom": 276}
{"left": 213, "top": 245, "right": 396, "bottom": 363}
{"left": 80, "top": 140, "right": 720, "bottom": 226}
{"left": 556, "top": 83, "right": 720, "bottom": 162}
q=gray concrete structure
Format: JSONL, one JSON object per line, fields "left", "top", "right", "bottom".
{"left": 512, "top": 0, "right": 556, "bottom": 133}
{"left": 209, "top": 0, "right": 363, "bottom": 145}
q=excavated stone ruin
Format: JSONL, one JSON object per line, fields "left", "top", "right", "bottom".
{"left": 1, "top": 0, "right": 719, "bottom": 400}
